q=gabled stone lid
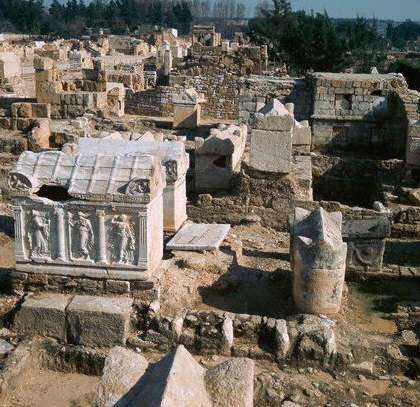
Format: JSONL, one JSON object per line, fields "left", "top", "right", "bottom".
{"left": 9, "top": 151, "right": 166, "bottom": 203}
{"left": 78, "top": 138, "right": 189, "bottom": 184}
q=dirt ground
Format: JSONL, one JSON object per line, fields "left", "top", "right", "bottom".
{"left": 3, "top": 369, "right": 99, "bottom": 407}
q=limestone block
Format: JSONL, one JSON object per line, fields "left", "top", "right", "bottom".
{"left": 293, "top": 122, "right": 311, "bottom": 146}
{"left": 67, "top": 295, "right": 133, "bottom": 347}
{"left": 250, "top": 129, "right": 292, "bottom": 173}
{"left": 97, "top": 346, "right": 149, "bottom": 407}
{"left": 31, "top": 103, "right": 51, "bottom": 118}
{"left": 125, "top": 345, "right": 212, "bottom": 407}
{"left": 11, "top": 103, "right": 32, "bottom": 118}
{"left": 13, "top": 294, "right": 71, "bottom": 341}
{"left": 0, "top": 339, "right": 14, "bottom": 359}
{"left": 205, "top": 358, "right": 254, "bottom": 407}
{"left": 291, "top": 207, "right": 347, "bottom": 315}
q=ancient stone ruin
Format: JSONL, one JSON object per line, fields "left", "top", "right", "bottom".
{"left": 0, "top": 21, "right": 418, "bottom": 407}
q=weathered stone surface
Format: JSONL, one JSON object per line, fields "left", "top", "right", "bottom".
{"left": 123, "top": 345, "right": 212, "bottom": 407}
{"left": 291, "top": 207, "right": 347, "bottom": 314}
{"left": 0, "top": 339, "right": 14, "bottom": 359}
{"left": 10, "top": 150, "right": 166, "bottom": 281}
{"left": 220, "top": 317, "right": 234, "bottom": 356}
{"left": 275, "top": 319, "right": 290, "bottom": 359}
{"left": 67, "top": 295, "right": 133, "bottom": 347}
{"left": 167, "top": 223, "right": 231, "bottom": 251}
{"left": 205, "top": 358, "right": 254, "bottom": 407}
{"left": 13, "top": 294, "right": 71, "bottom": 341}
{"left": 250, "top": 99, "right": 293, "bottom": 173}
{"left": 97, "top": 346, "right": 149, "bottom": 407}
{"left": 342, "top": 217, "right": 390, "bottom": 240}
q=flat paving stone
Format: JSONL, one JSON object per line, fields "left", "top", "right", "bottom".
{"left": 13, "top": 294, "right": 71, "bottom": 342}
{"left": 67, "top": 295, "right": 133, "bottom": 347}
{"left": 166, "top": 223, "right": 231, "bottom": 251}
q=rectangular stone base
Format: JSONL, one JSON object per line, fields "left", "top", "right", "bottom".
{"left": 16, "top": 261, "right": 152, "bottom": 281}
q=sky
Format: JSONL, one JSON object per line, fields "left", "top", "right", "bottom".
{"left": 247, "top": 0, "right": 420, "bottom": 21}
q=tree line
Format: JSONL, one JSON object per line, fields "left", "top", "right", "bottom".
{"left": 0, "top": 0, "right": 193, "bottom": 36}
{"left": 249, "top": 0, "right": 386, "bottom": 74}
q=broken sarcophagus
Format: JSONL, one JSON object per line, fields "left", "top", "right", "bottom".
{"left": 9, "top": 150, "right": 166, "bottom": 282}
{"left": 289, "top": 207, "right": 348, "bottom": 315}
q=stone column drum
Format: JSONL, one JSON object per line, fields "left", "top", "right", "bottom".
{"left": 289, "top": 207, "right": 347, "bottom": 315}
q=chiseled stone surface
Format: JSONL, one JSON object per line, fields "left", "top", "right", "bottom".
{"left": 205, "top": 358, "right": 254, "bottom": 407}
{"left": 13, "top": 294, "right": 71, "bottom": 342}
{"left": 67, "top": 295, "right": 133, "bottom": 347}
{"left": 250, "top": 99, "right": 294, "bottom": 173}
{"left": 125, "top": 345, "right": 212, "bottom": 407}
{"left": 291, "top": 207, "right": 347, "bottom": 315}
{"left": 10, "top": 150, "right": 166, "bottom": 280}
{"left": 97, "top": 346, "right": 149, "bottom": 407}
{"left": 167, "top": 223, "right": 231, "bottom": 251}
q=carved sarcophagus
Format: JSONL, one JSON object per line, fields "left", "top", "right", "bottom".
{"left": 10, "top": 151, "right": 166, "bottom": 281}
{"left": 78, "top": 138, "right": 189, "bottom": 232}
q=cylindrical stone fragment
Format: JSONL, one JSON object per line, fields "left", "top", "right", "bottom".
{"left": 290, "top": 207, "right": 347, "bottom": 315}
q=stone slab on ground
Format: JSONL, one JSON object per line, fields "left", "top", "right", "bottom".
{"left": 13, "top": 294, "right": 71, "bottom": 342}
{"left": 97, "top": 346, "right": 149, "bottom": 407}
{"left": 67, "top": 295, "right": 133, "bottom": 347}
{"left": 0, "top": 339, "right": 14, "bottom": 359}
{"left": 166, "top": 223, "right": 231, "bottom": 251}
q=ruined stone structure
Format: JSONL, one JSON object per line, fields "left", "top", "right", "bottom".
{"left": 250, "top": 99, "right": 294, "bottom": 173}
{"left": 192, "top": 25, "right": 221, "bottom": 47}
{"left": 195, "top": 124, "right": 247, "bottom": 191}
{"left": 9, "top": 151, "right": 166, "bottom": 282}
{"left": 290, "top": 207, "right": 347, "bottom": 315}
{"left": 310, "top": 72, "right": 409, "bottom": 157}
{"left": 172, "top": 88, "right": 205, "bottom": 128}
{"left": 78, "top": 138, "right": 189, "bottom": 232}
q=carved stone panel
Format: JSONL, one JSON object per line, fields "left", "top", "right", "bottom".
{"left": 68, "top": 211, "right": 96, "bottom": 263}
{"left": 26, "top": 210, "right": 51, "bottom": 260}
{"left": 108, "top": 214, "right": 137, "bottom": 266}
{"left": 346, "top": 240, "right": 385, "bottom": 272}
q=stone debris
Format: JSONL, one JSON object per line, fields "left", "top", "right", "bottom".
{"left": 0, "top": 339, "right": 14, "bottom": 359}
{"left": 97, "top": 346, "right": 149, "bottom": 407}
{"left": 166, "top": 223, "right": 231, "bottom": 251}
{"left": 290, "top": 207, "right": 347, "bottom": 314}
{"left": 96, "top": 344, "right": 255, "bottom": 407}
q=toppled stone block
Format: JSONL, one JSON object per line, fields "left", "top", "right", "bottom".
{"left": 290, "top": 207, "right": 347, "bottom": 314}
{"left": 205, "top": 358, "right": 254, "bottom": 407}
{"left": 97, "top": 346, "right": 149, "bottom": 407}
{"left": 13, "top": 294, "right": 71, "bottom": 341}
{"left": 67, "top": 295, "right": 133, "bottom": 347}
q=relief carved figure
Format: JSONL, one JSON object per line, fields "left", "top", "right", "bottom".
{"left": 28, "top": 212, "right": 50, "bottom": 257}
{"left": 9, "top": 173, "right": 31, "bottom": 192}
{"left": 164, "top": 160, "right": 177, "bottom": 183}
{"left": 111, "top": 214, "right": 135, "bottom": 264}
{"left": 126, "top": 178, "right": 150, "bottom": 196}
{"left": 70, "top": 212, "right": 95, "bottom": 260}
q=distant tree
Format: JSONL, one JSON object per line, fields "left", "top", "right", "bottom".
{"left": 236, "top": 2, "right": 246, "bottom": 19}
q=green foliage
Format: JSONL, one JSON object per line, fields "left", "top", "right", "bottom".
{"left": 0, "top": 0, "right": 193, "bottom": 37}
{"left": 387, "top": 58, "right": 420, "bottom": 91}
{"left": 249, "top": 1, "right": 386, "bottom": 75}
{"left": 387, "top": 20, "right": 420, "bottom": 50}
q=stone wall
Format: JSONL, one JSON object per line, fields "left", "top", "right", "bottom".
{"left": 125, "top": 86, "right": 174, "bottom": 117}
{"left": 310, "top": 73, "right": 409, "bottom": 158}
{"left": 170, "top": 74, "right": 238, "bottom": 120}
{"left": 238, "top": 76, "right": 313, "bottom": 123}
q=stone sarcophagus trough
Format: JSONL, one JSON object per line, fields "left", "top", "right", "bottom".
{"left": 289, "top": 207, "right": 347, "bottom": 315}
{"left": 9, "top": 150, "right": 166, "bottom": 282}
{"left": 78, "top": 138, "right": 189, "bottom": 232}
{"left": 342, "top": 216, "right": 390, "bottom": 273}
